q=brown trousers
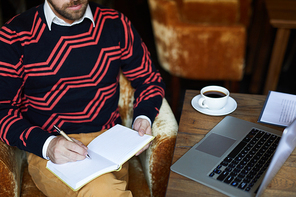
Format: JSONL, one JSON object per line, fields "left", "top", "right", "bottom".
{"left": 27, "top": 131, "right": 132, "bottom": 197}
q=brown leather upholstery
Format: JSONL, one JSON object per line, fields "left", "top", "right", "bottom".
{"left": 0, "top": 141, "right": 26, "bottom": 197}
{"left": 0, "top": 72, "right": 178, "bottom": 197}
{"left": 148, "top": 0, "right": 251, "bottom": 80}
{"left": 148, "top": 0, "right": 251, "bottom": 112}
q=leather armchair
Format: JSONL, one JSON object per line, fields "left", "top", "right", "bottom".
{"left": 148, "top": 0, "right": 251, "bottom": 80}
{"left": 148, "top": 0, "right": 251, "bottom": 112}
{"left": 0, "top": 72, "right": 178, "bottom": 197}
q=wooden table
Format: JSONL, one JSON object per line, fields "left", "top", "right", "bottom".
{"left": 263, "top": 0, "right": 296, "bottom": 94}
{"left": 166, "top": 90, "right": 296, "bottom": 197}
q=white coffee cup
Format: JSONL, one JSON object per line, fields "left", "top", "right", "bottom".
{"left": 198, "top": 86, "right": 229, "bottom": 110}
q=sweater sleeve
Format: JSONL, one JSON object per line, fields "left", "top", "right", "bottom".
{"left": 0, "top": 24, "right": 52, "bottom": 158}
{"left": 118, "top": 13, "right": 165, "bottom": 124}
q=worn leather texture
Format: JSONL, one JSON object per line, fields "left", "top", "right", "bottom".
{"left": 0, "top": 142, "right": 26, "bottom": 197}
{"left": 148, "top": 0, "right": 251, "bottom": 81}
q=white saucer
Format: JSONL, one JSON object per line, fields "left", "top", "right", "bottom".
{"left": 191, "top": 95, "right": 237, "bottom": 116}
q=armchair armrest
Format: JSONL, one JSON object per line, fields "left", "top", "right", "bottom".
{"left": 140, "top": 98, "right": 178, "bottom": 197}
{"left": 118, "top": 71, "right": 178, "bottom": 197}
{"left": 0, "top": 140, "right": 26, "bottom": 197}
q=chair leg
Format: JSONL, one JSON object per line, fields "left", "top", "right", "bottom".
{"left": 224, "top": 81, "right": 240, "bottom": 93}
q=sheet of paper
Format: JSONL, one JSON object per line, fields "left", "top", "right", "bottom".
{"left": 258, "top": 91, "right": 296, "bottom": 127}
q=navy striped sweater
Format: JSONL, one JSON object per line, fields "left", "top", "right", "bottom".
{"left": 0, "top": 2, "right": 165, "bottom": 157}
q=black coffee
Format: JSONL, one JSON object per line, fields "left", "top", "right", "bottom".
{"left": 203, "top": 91, "right": 226, "bottom": 98}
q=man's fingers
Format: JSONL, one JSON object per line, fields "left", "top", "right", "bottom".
{"left": 138, "top": 126, "right": 145, "bottom": 136}
{"left": 64, "top": 140, "right": 87, "bottom": 156}
{"left": 47, "top": 137, "right": 88, "bottom": 164}
{"left": 132, "top": 118, "right": 153, "bottom": 155}
{"left": 72, "top": 138, "right": 88, "bottom": 150}
{"left": 133, "top": 118, "right": 151, "bottom": 136}
{"left": 62, "top": 143, "right": 86, "bottom": 162}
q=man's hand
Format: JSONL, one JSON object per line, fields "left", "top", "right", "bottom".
{"left": 47, "top": 137, "right": 88, "bottom": 164}
{"left": 133, "top": 118, "right": 152, "bottom": 156}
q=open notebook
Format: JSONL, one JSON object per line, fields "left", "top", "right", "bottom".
{"left": 46, "top": 124, "right": 154, "bottom": 191}
{"left": 171, "top": 116, "right": 296, "bottom": 197}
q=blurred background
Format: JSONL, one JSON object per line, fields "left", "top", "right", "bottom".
{"left": 0, "top": 0, "right": 295, "bottom": 122}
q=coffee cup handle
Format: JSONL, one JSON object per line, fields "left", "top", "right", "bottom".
{"left": 198, "top": 97, "right": 208, "bottom": 108}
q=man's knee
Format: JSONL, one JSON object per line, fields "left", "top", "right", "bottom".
{"left": 78, "top": 173, "right": 132, "bottom": 197}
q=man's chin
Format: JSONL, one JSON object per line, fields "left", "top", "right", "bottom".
{"left": 65, "top": 4, "right": 87, "bottom": 21}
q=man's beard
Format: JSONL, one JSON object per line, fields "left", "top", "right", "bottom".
{"left": 48, "top": 0, "right": 88, "bottom": 21}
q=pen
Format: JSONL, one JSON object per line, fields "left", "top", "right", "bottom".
{"left": 53, "top": 125, "right": 91, "bottom": 159}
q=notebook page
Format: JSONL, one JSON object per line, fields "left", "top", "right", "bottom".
{"left": 87, "top": 124, "right": 154, "bottom": 165}
{"left": 46, "top": 149, "right": 117, "bottom": 190}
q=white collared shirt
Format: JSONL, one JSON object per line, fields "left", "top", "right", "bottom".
{"left": 44, "top": 0, "right": 95, "bottom": 31}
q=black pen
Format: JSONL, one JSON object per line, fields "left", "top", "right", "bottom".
{"left": 53, "top": 125, "right": 91, "bottom": 159}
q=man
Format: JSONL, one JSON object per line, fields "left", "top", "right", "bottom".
{"left": 0, "top": 0, "right": 165, "bottom": 196}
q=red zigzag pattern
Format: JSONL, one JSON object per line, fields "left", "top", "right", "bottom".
{"left": 0, "top": 7, "right": 164, "bottom": 145}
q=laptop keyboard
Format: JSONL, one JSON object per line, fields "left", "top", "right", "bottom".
{"left": 208, "top": 128, "right": 280, "bottom": 192}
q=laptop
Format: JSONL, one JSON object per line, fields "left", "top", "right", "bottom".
{"left": 171, "top": 116, "right": 296, "bottom": 197}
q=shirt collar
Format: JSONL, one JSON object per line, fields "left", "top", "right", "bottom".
{"left": 44, "top": 0, "right": 95, "bottom": 31}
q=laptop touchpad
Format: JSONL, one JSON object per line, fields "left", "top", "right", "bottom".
{"left": 195, "top": 133, "right": 236, "bottom": 157}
